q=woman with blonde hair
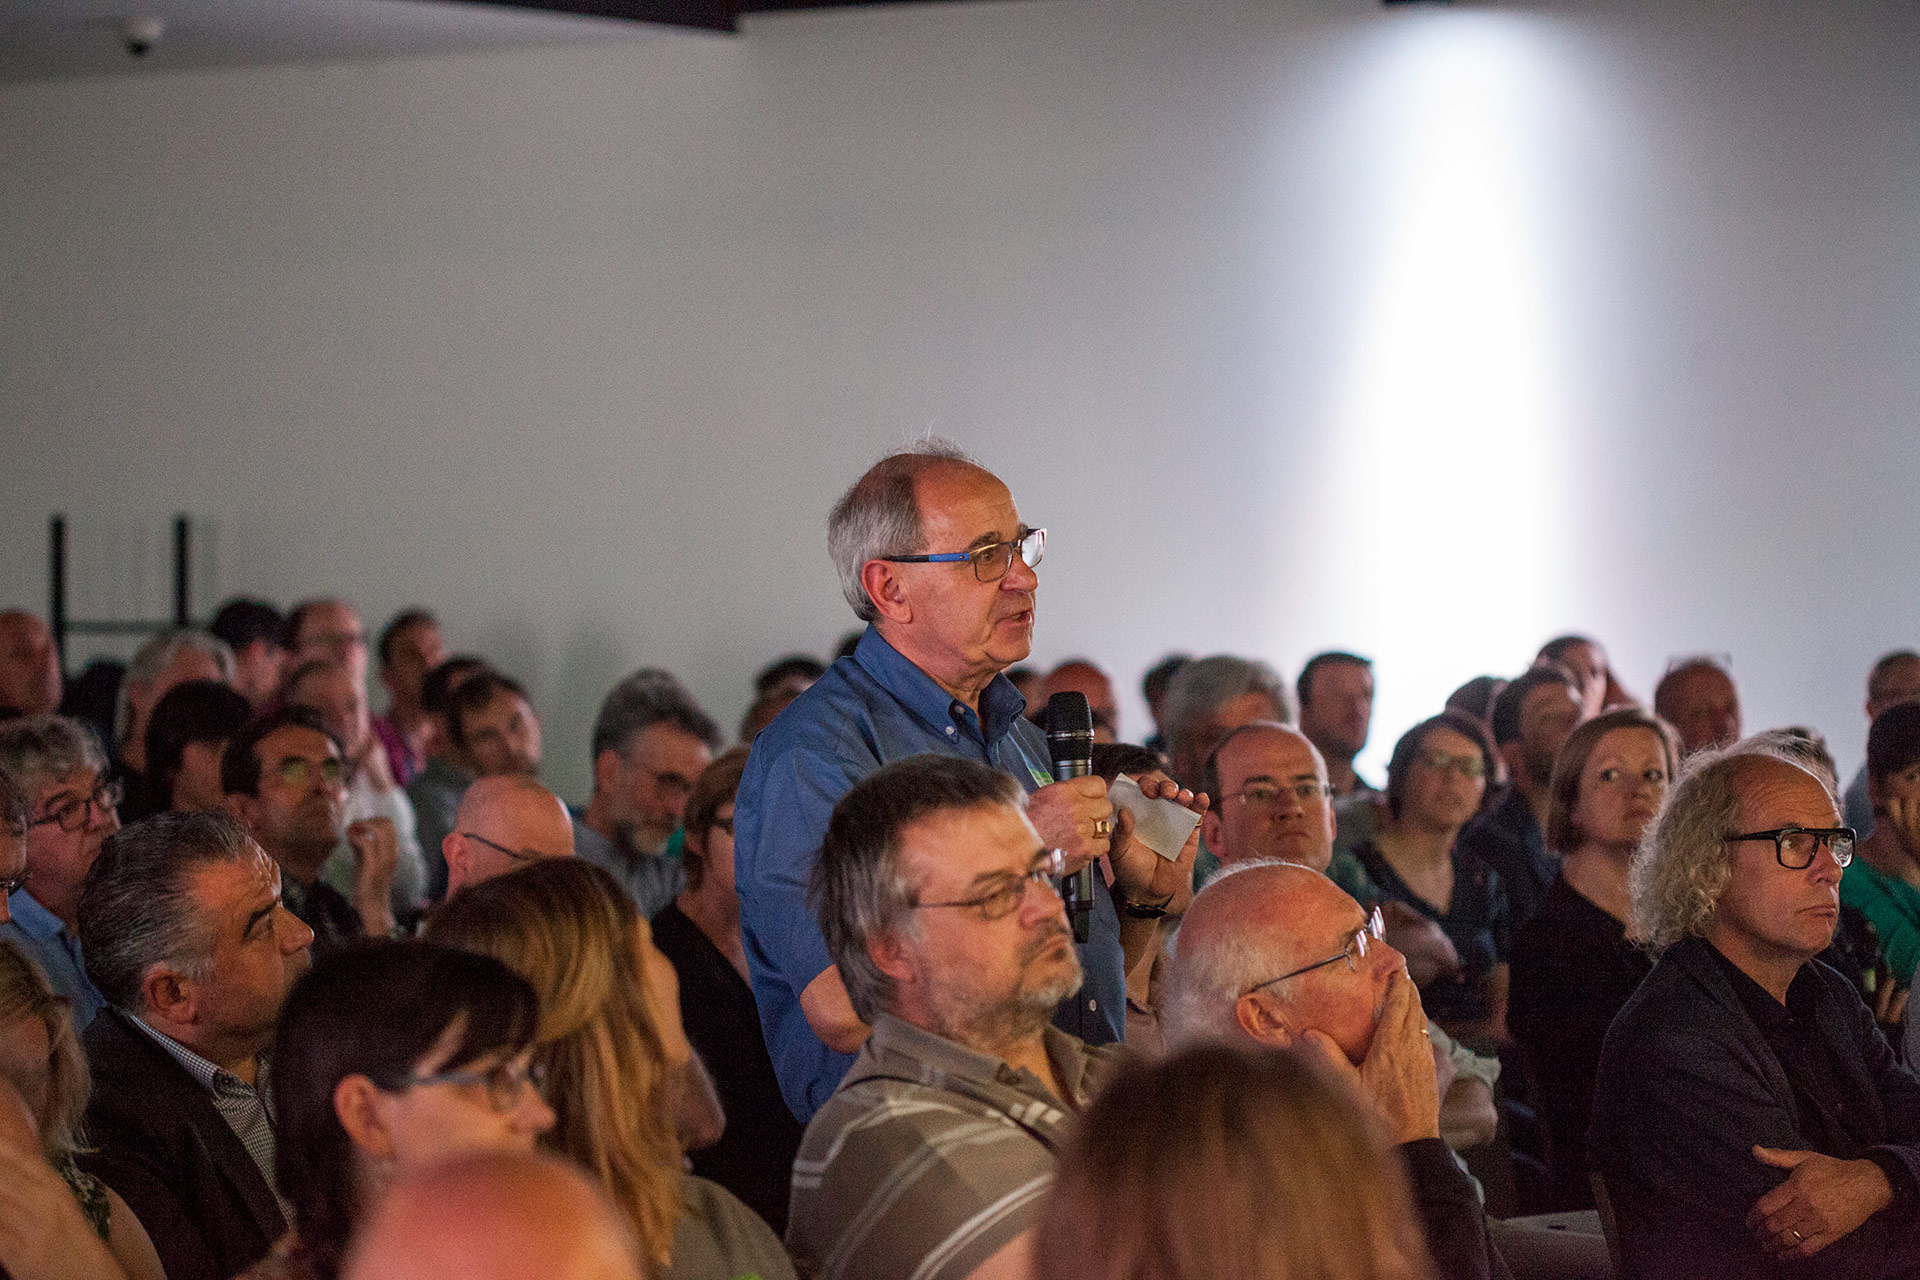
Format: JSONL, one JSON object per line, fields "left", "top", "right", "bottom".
{"left": 1036, "top": 1041, "right": 1434, "bottom": 1280}
{"left": 426, "top": 857, "right": 795, "bottom": 1280}
{"left": 1509, "top": 706, "right": 1677, "bottom": 1209}
{"left": 0, "top": 936, "right": 165, "bottom": 1280}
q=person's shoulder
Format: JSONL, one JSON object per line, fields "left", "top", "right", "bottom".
{"left": 671, "top": 1174, "right": 796, "bottom": 1280}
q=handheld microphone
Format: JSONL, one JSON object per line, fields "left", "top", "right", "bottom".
{"left": 1045, "top": 691, "right": 1097, "bottom": 944}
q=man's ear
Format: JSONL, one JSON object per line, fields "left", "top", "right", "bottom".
{"left": 1234, "top": 991, "right": 1293, "bottom": 1048}
{"left": 869, "top": 928, "right": 915, "bottom": 987}
{"left": 442, "top": 832, "right": 469, "bottom": 886}
{"left": 333, "top": 1074, "right": 397, "bottom": 1162}
{"left": 1201, "top": 810, "right": 1224, "bottom": 858}
{"left": 142, "top": 963, "right": 195, "bottom": 1029}
{"left": 859, "top": 562, "right": 913, "bottom": 626}
{"left": 592, "top": 748, "right": 623, "bottom": 800}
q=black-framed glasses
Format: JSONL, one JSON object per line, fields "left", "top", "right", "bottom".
{"left": 1416, "top": 751, "right": 1485, "bottom": 780}
{"left": 912, "top": 848, "right": 1066, "bottom": 921}
{"left": 1722, "top": 827, "right": 1855, "bottom": 871}
{"left": 1232, "top": 780, "right": 1331, "bottom": 809}
{"left": 1, "top": 866, "right": 30, "bottom": 897}
{"left": 459, "top": 832, "right": 550, "bottom": 865}
{"left": 29, "top": 779, "right": 123, "bottom": 834}
{"left": 1242, "top": 907, "right": 1385, "bottom": 996}
{"left": 273, "top": 756, "right": 344, "bottom": 790}
{"left": 387, "top": 1057, "right": 548, "bottom": 1113}
{"left": 880, "top": 526, "right": 1046, "bottom": 584}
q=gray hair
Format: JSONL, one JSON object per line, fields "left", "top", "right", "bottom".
{"left": 811, "top": 754, "right": 1025, "bottom": 1023}
{"left": 77, "top": 810, "right": 257, "bottom": 1012}
{"left": 1162, "top": 858, "right": 1297, "bottom": 1047}
{"left": 0, "top": 715, "right": 109, "bottom": 803}
{"left": 826, "top": 437, "right": 981, "bottom": 622}
{"left": 114, "top": 628, "right": 236, "bottom": 746}
{"left": 1162, "top": 656, "right": 1294, "bottom": 747}
{"left": 589, "top": 668, "right": 720, "bottom": 762}
{"left": 1628, "top": 745, "right": 1824, "bottom": 955}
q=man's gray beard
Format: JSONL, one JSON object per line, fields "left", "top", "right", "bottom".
{"left": 613, "top": 821, "right": 667, "bottom": 861}
{"left": 921, "top": 948, "right": 1084, "bottom": 1056}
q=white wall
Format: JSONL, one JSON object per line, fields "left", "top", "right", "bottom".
{"left": 3, "top": 0, "right": 1918, "bottom": 802}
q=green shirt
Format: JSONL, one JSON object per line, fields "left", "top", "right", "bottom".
{"left": 1840, "top": 858, "right": 1920, "bottom": 986}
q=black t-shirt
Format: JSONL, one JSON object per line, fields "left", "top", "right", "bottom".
{"left": 651, "top": 900, "right": 806, "bottom": 1234}
{"left": 1352, "top": 838, "right": 1510, "bottom": 1030}
{"left": 1510, "top": 873, "right": 1651, "bottom": 1208}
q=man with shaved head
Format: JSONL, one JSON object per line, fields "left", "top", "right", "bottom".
{"left": 1165, "top": 860, "right": 1499, "bottom": 1280}
{"left": 1593, "top": 747, "right": 1920, "bottom": 1279}
{"left": 344, "top": 1152, "right": 642, "bottom": 1280}
{"left": 441, "top": 774, "right": 576, "bottom": 895}
{"left": 1039, "top": 659, "right": 1118, "bottom": 742}
{"left": 0, "top": 610, "right": 62, "bottom": 719}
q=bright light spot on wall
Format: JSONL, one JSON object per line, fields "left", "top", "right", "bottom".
{"left": 1310, "top": 14, "right": 1573, "bottom": 780}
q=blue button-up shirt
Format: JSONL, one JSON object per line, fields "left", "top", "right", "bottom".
{"left": 736, "top": 626, "right": 1125, "bottom": 1121}
{"left": 2, "top": 889, "right": 107, "bottom": 1030}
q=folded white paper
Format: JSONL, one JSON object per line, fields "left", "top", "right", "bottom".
{"left": 1108, "top": 773, "right": 1202, "bottom": 862}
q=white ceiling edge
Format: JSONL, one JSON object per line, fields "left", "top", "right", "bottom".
{"left": 0, "top": 0, "right": 707, "bottom": 85}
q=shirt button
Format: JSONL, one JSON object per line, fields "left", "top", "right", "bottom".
{"left": 1088, "top": 998, "right": 1097, "bottom": 1011}
{"left": 945, "top": 726, "right": 956, "bottom": 736}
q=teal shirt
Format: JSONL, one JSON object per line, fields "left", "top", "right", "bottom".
{"left": 1840, "top": 858, "right": 1920, "bottom": 985}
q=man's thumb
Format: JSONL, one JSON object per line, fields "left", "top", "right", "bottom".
{"left": 1753, "top": 1145, "right": 1811, "bottom": 1169}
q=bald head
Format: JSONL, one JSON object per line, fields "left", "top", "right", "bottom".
{"left": 1201, "top": 722, "right": 1334, "bottom": 872}
{"left": 0, "top": 611, "right": 61, "bottom": 718}
{"left": 344, "top": 1152, "right": 642, "bottom": 1280}
{"left": 1043, "top": 661, "right": 1118, "bottom": 741}
{"left": 1168, "top": 861, "right": 1397, "bottom": 1064}
{"left": 443, "top": 776, "right": 575, "bottom": 894}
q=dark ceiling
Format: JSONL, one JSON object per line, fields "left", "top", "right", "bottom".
{"left": 454, "top": 0, "right": 1020, "bottom": 35}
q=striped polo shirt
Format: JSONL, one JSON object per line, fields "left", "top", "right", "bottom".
{"left": 787, "top": 1012, "right": 1118, "bottom": 1280}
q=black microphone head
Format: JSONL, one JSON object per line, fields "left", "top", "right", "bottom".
{"left": 1046, "top": 691, "right": 1093, "bottom": 738}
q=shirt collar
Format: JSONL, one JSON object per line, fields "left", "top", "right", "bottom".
{"left": 1706, "top": 940, "right": 1818, "bottom": 1029}
{"left": 854, "top": 626, "right": 1030, "bottom": 746}
{"left": 128, "top": 1014, "right": 267, "bottom": 1096}
{"left": 868, "top": 1011, "right": 1088, "bottom": 1108}
{"left": 6, "top": 888, "right": 69, "bottom": 942}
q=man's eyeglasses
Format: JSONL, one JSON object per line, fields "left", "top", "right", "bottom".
{"left": 459, "top": 831, "right": 550, "bottom": 865}
{"left": 1, "top": 866, "right": 30, "bottom": 897}
{"left": 1723, "top": 827, "right": 1855, "bottom": 871}
{"left": 388, "top": 1057, "right": 548, "bottom": 1113}
{"left": 1242, "top": 907, "right": 1385, "bottom": 996}
{"left": 912, "top": 848, "right": 1066, "bottom": 922}
{"left": 1416, "top": 750, "right": 1485, "bottom": 780}
{"left": 273, "top": 757, "right": 344, "bottom": 790}
{"left": 1232, "top": 781, "right": 1331, "bottom": 809}
{"left": 30, "top": 779, "right": 123, "bottom": 834}
{"left": 881, "top": 526, "right": 1047, "bottom": 584}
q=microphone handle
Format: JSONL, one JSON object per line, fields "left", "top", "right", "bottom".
{"left": 1051, "top": 756, "right": 1096, "bottom": 944}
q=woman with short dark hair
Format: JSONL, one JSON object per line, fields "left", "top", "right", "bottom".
{"left": 248, "top": 940, "right": 556, "bottom": 1280}
{"left": 1351, "top": 712, "right": 1509, "bottom": 1041}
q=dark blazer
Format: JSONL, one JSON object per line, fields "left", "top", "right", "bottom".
{"left": 78, "top": 1008, "right": 284, "bottom": 1280}
{"left": 1589, "top": 936, "right": 1920, "bottom": 1280}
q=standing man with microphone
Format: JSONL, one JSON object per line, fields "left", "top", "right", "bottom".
{"left": 736, "top": 441, "right": 1197, "bottom": 1121}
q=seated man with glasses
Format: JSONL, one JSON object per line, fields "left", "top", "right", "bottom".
{"left": 1591, "top": 745, "right": 1920, "bottom": 1280}
{"left": 789, "top": 755, "right": 1142, "bottom": 1280}
{"left": 738, "top": 441, "right": 1190, "bottom": 1121}
{"left": 222, "top": 707, "right": 401, "bottom": 952}
{"left": 441, "top": 774, "right": 576, "bottom": 895}
{"left": 0, "top": 714, "right": 121, "bottom": 1029}
{"left": 1201, "top": 720, "right": 1502, "bottom": 1154}
{"left": 77, "top": 810, "right": 316, "bottom": 1280}
{"left": 1164, "top": 858, "right": 1502, "bottom": 1280}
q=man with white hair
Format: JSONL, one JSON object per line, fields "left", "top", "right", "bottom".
{"left": 737, "top": 441, "right": 1187, "bottom": 1121}
{"left": 1591, "top": 746, "right": 1920, "bottom": 1279}
{"left": 113, "top": 628, "right": 235, "bottom": 820}
{"left": 1158, "top": 653, "right": 1292, "bottom": 792}
{"left": 1165, "top": 859, "right": 1499, "bottom": 1280}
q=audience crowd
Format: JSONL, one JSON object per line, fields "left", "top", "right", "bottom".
{"left": 2, "top": 441, "right": 1917, "bottom": 1280}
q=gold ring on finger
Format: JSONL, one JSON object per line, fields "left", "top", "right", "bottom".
{"left": 1094, "top": 818, "right": 1111, "bottom": 837}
